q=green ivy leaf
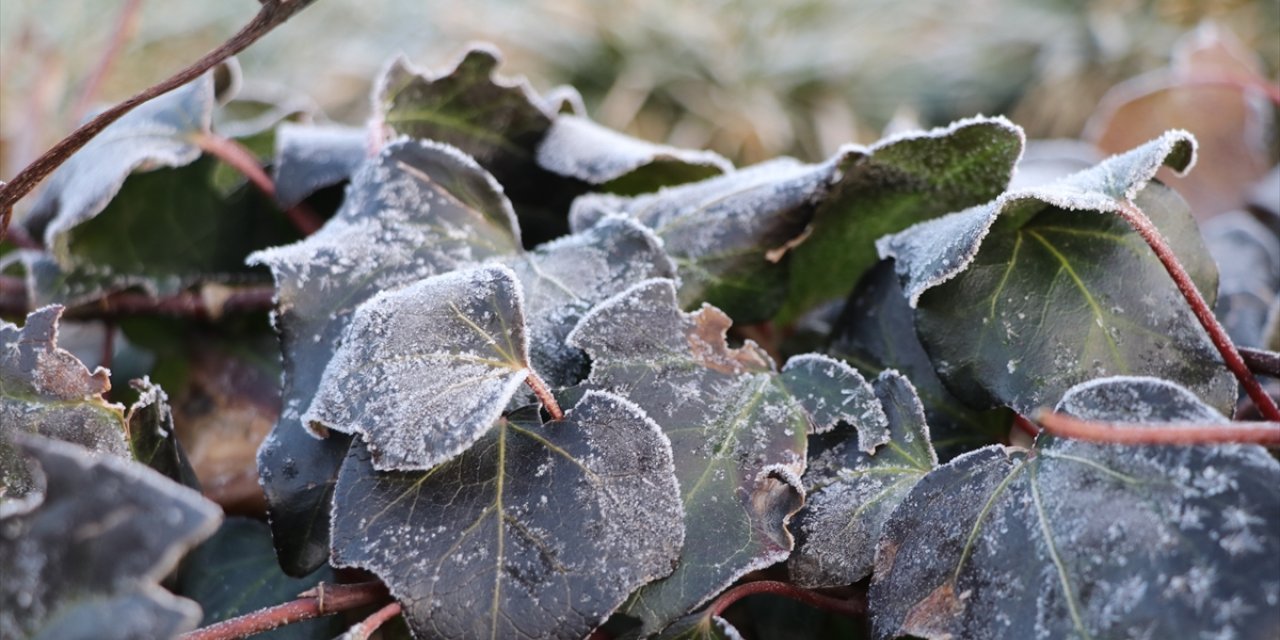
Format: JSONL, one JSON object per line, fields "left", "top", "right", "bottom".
{"left": 1, "top": 306, "right": 127, "bottom": 504}
{"left": 788, "top": 370, "right": 937, "bottom": 588}
{"left": 780, "top": 116, "right": 1024, "bottom": 321}
{"left": 878, "top": 131, "right": 1236, "bottom": 415}
{"left": 272, "top": 122, "right": 367, "bottom": 209}
{"left": 330, "top": 393, "right": 684, "bottom": 640}
{"left": 256, "top": 424, "right": 351, "bottom": 577}
{"left": 829, "top": 261, "right": 1011, "bottom": 456}
{"left": 127, "top": 378, "right": 200, "bottom": 491}
{"left": 1203, "top": 211, "right": 1279, "bottom": 349}
{"left": 869, "top": 376, "right": 1280, "bottom": 640}
{"left": 176, "top": 517, "right": 342, "bottom": 640}
{"left": 0, "top": 434, "right": 221, "bottom": 640}
{"left": 567, "top": 279, "right": 887, "bottom": 633}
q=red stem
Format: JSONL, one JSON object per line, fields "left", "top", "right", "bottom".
{"left": 192, "top": 133, "right": 324, "bottom": 235}
{"left": 1239, "top": 347, "right": 1280, "bottom": 379}
{"left": 0, "top": 277, "right": 276, "bottom": 320}
{"left": 180, "top": 581, "right": 391, "bottom": 640}
{"left": 343, "top": 602, "right": 403, "bottom": 640}
{"left": 1037, "top": 411, "right": 1280, "bottom": 447}
{"left": 1115, "top": 199, "right": 1280, "bottom": 421}
{"left": 525, "top": 372, "right": 564, "bottom": 421}
{"left": 1012, "top": 414, "right": 1041, "bottom": 438}
{"left": 70, "top": 0, "right": 145, "bottom": 123}
{"left": 0, "top": 1, "right": 318, "bottom": 243}
{"left": 708, "top": 580, "right": 866, "bottom": 620}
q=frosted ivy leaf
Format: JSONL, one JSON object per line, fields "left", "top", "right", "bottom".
{"left": 570, "top": 156, "right": 845, "bottom": 322}
{"left": 304, "top": 265, "right": 533, "bottom": 471}
{"left": 780, "top": 116, "right": 1024, "bottom": 321}
{"left": 536, "top": 115, "right": 731, "bottom": 193}
{"left": 869, "top": 376, "right": 1280, "bottom": 640}
{"left": 502, "top": 215, "right": 676, "bottom": 387}
{"left": 877, "top": 131, "right": 1237, "bottom": 415}
{"left": 567, "top": 279, "right": 888, "bottom": 633}
{"left": 788, "top": 370, "right": 937, "bottom": 588}
{"left": 0, "top": 434, "right": 221, "bottom": 640}
{"left": 127, "top": 378, "right": 200, "bottom": 491}
{"left": 248, "top": 138, "right": 521, "bottom": 572}
{"left": 272, "top": 122, "right": 368, "bottom": 208}
{"left": 1, "top": 306, "right": 127, "bottom": 507}
{"left": 330, "top": 392, "right": 684, "bottom": 640}
{"left": 1203, "top": 211, "right": 1279, "bottom": 349}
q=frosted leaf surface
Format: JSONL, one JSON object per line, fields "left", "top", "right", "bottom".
{"left": 788, "top": 371, "right": 936, "bottom": 588}
{"left": 255, "top": 422, "right": 351, "bottom": 577}
{"left": 330, "top": 392, "right": 684, "bottom": 640}
{"left": 568, "top": 279, "right": 885, "bottom": 633}
{"left": 877, "top": 132, "right": 1237, "bottom": 415}
{"left": 569, "top": 156, "right": 843, "bottom": 322}
{"left": 0, "top": 434, "right": 221, "bottom": 640}
{"left": 779, "top": 353, "right": 888, "bottom": 445}
{"left": 536, "top": 115, "right": 731, "bottom": 192}
{"left": 869, "top": 377, "right": 1280, "bottom": 640}
{"left": 1, "top": 306, "right": 127, "bottom": 506}
{"left": 304, "top": 265, "right": 531, "bottom": 471}
{"left": 829, "top": 261, "right": 1011, "bottom": 457}
{"left": 273, "top": 122, "right": 368, "bottom": 208}
{"left": 127, "top": 378, "right": 200, "bottom": 491}
{"left": 502, "top": 215, "right": 676, "bottom": 387}
{"left": 249, "top": 138, "right": 520, "bottom": 572}
{"left": 1202, "top": 211, "right": 1279, "bottom": 349}
{"left": 781, "top": 116, "right": 1024, "bottom": 321}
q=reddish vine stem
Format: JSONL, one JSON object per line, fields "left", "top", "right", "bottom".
{"left": 0, "top": 277, "right": 276, "bottom": 320}
{"left": 0, "top": 0, "right": 319, "bottom": 243}
{"left": 1012, "top": 414, "right": 1041, "bottom": 438}
{"left": 191, "top": 133, "right": 324, "bottom": 235}
{"left": 342, "top": 602, "right": 403, "bottom": 640}
{"left": 707, "top": 580, "right": 866, "bottom": 620}
{"left": 1037, "top": 411, "right": 1280, "bottom": 447}
{"left": 69, "top": 0, "right": 145, "bottom": 122}
{"left": 1115, "top": 199, "right": 1280, "bottom": 421}
{"left": 180, "top": 581, "right": 391, "bottom": 640}
{"left": 526, "top": 372, "right": 564, "bottom": 420}
{"left": 1239, "top": 347, "right": 1280, "bottom": 379}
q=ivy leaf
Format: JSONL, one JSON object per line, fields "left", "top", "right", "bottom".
{"left": 272, "top": 122, "right": 367, "bottom": 209}
{"left": 878, "top": 131, "right": 1237, "bottom": 415}
{"left": 788, "top": 370, "right": 937, "bottom": 588}
{"left": 779, "top": 116, "right": 1024, "bottom": 321}
{"left": 177, "top": 517, "right": 342, "bottom": 640}
{"left": 248, "top": 138, "right": 521, "bottom": 571}
{"left": 567, "top": 279, "right": 888, "bottom": 633}
{"left": 303, "top": 264, "right": 533, "bottom": 471}
{"left": 1203, "top": 211, "right": 1279, "bottom": 349}
{"left": 127, "top": 378, "right": 200, "bottom": 491}
{"left": 1, "top": 306, "right": 127, "bottom": 503}
{"left": 869, "top": 376, "right": 1280, "bottom": 640}
{"left": 330, "top": 392, "right": 685, "bottom": 640}
{"left": 503, "top": 215, "right": 676, "bottom": 387}
{"left": 828, "top": 261, "right": 1011, "bottom": 456}
{"left": 0, "top": 433, "right": 221, "bottom": 640}
{"left": 536, "top": 115, "right": 731, "bottom": 194}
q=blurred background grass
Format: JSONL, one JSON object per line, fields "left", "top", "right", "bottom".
{"left": 2, "top": 0, "right": 1277, "bottom": 177}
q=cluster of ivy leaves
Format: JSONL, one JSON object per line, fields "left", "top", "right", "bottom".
{"left": 2, "top": 45, "right": 1278, "bottom": 640}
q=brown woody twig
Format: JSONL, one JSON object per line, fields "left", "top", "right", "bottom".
{"left": 0, "top": 0, "right": 319, "bottom": 244}
{"left": 0, "top": 276, "right": 275, "bottom": 321}
{"left": 179, "top": 581, "right": 391, "bottom": 640}
{"left": 191, "top": 132, "right": 324, "bottom": 235}
{"left": 342, "top": 602, "right": 404, "bottom": 640}
{"left": 525, "top": 372, "right": 565, "bottom": 421}
{"left": 1037, "top": 411, "right": 1280, "bottom": 448}
{"left": 1239, "top": 347, "right": 1280, "bottom": 379}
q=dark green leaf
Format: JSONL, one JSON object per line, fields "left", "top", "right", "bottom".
{"left": 829, "top": 261, "right": 1011, "bottom": 455}
{"left": 127, "top": 378, "right": 200, "bottom": 491}
{"left": 304, "top": 265, "right": 533, "bottom": 471}
{"left": 780, "top": 116, "right": 1023, "bottom": 321}
{"left": 878, "top": 131, "right": 1236, "bottom": 414}
{"left": 177, "top": 517, "right": 342, "bottom": 640}
{"left": 788, "top": 370, "right": 937, "bottom": 588}
{"left": 272, "top": 122, "right": 367, "bottom": 209}
{"left": 1203, "top": 211, "right": 1278, "bottom": 349}
{"left": 256, "top": 424, "right": 351, "bottom": 577}
{"left": 0, "top": 434, "right": 221, "bottom": 640}
{"left": 869, "top": 376, "right": 1280, "bottom": 640}
{"left": 567, "top": 279, "right": 887, "bottom": 633}
{"left": 331, "top": 392, "right": 684, "bottom": 640}
{"left": 1, "top": 306, "right": 127, "bottom": 504}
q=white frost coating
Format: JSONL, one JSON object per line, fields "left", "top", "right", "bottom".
{"left": 302, "top": 264, "right": 533, "bottom": 472}
{"left": 536, "top": 114, "right": 732, "bottom": 184}
{"left": 781, "top": 352, "right": 889, "bottom": 449}
{"left": 565, "top": 277, "right": 680, "bottom": 355}
{"left": 271, "top": 122, "right": 369, "bottom": 208}
{"left": 877, "top": 130, "right": 1199, "bottom": 307}
{"left": 870, "top": 114, "right": 1026, "bottom": 157}
{"left": 1054, "top": 375, "right": 1227, "bottom": 424}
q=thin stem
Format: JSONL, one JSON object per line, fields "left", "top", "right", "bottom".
{"left": 100, "top": 322, "right": 116, "bottom": 371}
{"left": 525, "top": 372, "right": 564, "bottom": 421}
{"left": 1013, "top": 414, "right": 1041, "bottom": 438}
{"left": 1037, "top": 411, "right": 1280, "bottom": 447}
{"left": 342, "top": 602, "right": 403, "bottom": 640}
{"left": 192, "top": 132, "right": 323, "bottom": 235}
{"left": 1240, "top": 347, "right": 1280, "bottom": 379}
{"left": 1115, "top": 199, "right": 1280, "bottom": 421}
{"left": 180, "top": 581, "right": 391, "bottom": 640}
{"left": 0, "top": 276, "right": 276, "bottom": 320}
{"left": 708, "top": 580, "right": 866, "bottom": 620}
{"left": 70, "top": 0, "right": 145, "bottom": 123}
{"left": 0, "top": 0, "right": 319, "bottom": 243}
